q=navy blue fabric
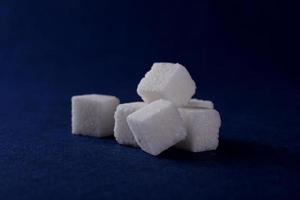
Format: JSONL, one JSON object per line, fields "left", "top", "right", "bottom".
{"left": 0, "top": 0, "right": 299, "bottom": 199}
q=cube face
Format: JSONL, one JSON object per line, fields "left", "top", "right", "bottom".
{"left": 137, "top": 63, "right": 196, "bottom": 107}
{"left": 72, "top": 99, "right": 102, "bottom": 135}
{"left": 114, "top": 102, "right": 146, "bottom": 147}
{"left": 127, "top": 99, "right": 187, "bottom": 156}
{"left": 176, "top": 108, "right": 221, "bottom": 152}
{"left": 184, "top": 99, "right": 214, "bottom": 109}
{"left": 72, "top": 94, "right": 120, "bottom": 137}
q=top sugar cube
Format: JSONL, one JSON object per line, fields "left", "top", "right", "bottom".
{"left": 137, "top": 63, "right": 196, "bottom": 107}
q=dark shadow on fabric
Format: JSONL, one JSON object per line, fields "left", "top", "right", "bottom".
{"left": 158, "top": 138, "right": 300, "bottom": 170}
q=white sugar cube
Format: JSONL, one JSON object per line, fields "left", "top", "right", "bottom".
{"left": 184, "top": 99, "right": 214, "bottom": 109}
{"left": 176, "top": 108, "right": 221, "bottom": 152}
{"left": 114, "top": 102, "right": 146, "bottom": 147}
{"left": 137, "top": 63, "right": 196, "bottom": 107}
{"left": 71, "top": 94, "right": 120, "bottom": 137}
{"left": 127, "top": 99, "right": 187, "bottom": 156}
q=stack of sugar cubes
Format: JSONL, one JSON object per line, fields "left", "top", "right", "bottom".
{"left": 72, "top": 63, "right": 221, "bottom": 156}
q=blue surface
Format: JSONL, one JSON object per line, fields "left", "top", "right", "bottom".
{"left": 0, "top": 0, "right": 299, "bottom": 199}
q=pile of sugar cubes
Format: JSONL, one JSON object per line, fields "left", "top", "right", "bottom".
{"left": 72, "top": 63, "right": 221, "bottom": 156}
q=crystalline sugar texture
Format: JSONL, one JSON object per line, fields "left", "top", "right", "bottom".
{"left": 185, "top": 99, "right": 214, "bottom": 109}
{"left": 114, "top": 102, "right": 146, "bottom": 147}
{"left": 176, "top": 107, "right": 221, "bottom": 152}
{"left": 72, "top": 94, "right": 120, "bottom": 137}
{"left": 137, "top": 63, "right": 196, "bottom": 107}
{"left": 127, "top": 99, "right": 187, "bottom": 156}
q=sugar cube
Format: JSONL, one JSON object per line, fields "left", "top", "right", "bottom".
{"left": 114, "top": 102, "right": 146, "bottom": 147}
{"left": 137, "top": 63, "right": 196, "bottom": 107}
{"left": 184, "top": 99, "right": 214, "bottom": 109}
{"left": 72, "top": 94, "right": 120, "bottom": 137}
{"left": 127, "top": 99, "right": 187, "bottom": 156}
{"left": 176, "top": 108, "right": 221, "bottom": 152}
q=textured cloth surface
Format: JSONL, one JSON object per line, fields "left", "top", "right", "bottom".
{"left": 0, "top": 81, "right": 299, "bottom": 200}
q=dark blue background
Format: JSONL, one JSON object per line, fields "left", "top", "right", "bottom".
{"left": 0, "top": 0, "right": 299, "bottom": 199}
